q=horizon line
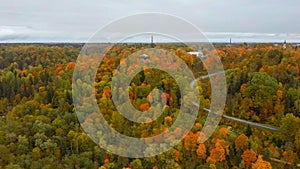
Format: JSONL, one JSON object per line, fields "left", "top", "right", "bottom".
{"left": 1, "top": 41, "right": 299, "bottom": 44}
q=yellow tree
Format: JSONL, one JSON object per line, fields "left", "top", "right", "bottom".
{"left": 274, "top": 89, "right": 284, "bottom": 118}
{"left": 164, "top": 116, "right": 173, "bottom": 124}
{"left": 218, "top": 127, "right": 229, "bottom": 139}
{"left": 32, "top": 147, "right": 43, "bottom": 161}
{"left": 241, "top": 149, "right": 257, "bottom": 168}
{"left": 65, "top": 62, "right": 76, "bottom": 71}
{"left": 235, "top": 134, "right": 248, "bottom": 152}
{"left": 206, "top": 140, "right": 226, "bottom": 164}
{"left": 212, "top": 138, "right": 230, "bottom": 155}
{"left": 252, "top": 156, "right": 272, "bottom": 169}
{"left": 196, "top": 143, "right": 206, "bottom": 160}
{"left": 183, "top": 131, "right": 198, "bottom": 151}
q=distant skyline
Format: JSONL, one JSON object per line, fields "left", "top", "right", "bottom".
{"left": 1, "top": 0, "right": 300, "bottom": 42}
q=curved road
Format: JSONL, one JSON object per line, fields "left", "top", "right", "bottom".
{"left": 202, "top": 107, "right": 280, "bottom": 132}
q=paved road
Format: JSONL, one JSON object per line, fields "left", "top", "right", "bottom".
{"left": 222, "top": 114, "right": 280, "bottom": 132}
{"left": 190, "top": 70, "right": 227, "bottom": 87}
{"left": 198, "top": 106, "right": 281, "bottom": 132}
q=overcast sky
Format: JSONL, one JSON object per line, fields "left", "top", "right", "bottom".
{"left": 1, "top": 0, "right": 300, "bottom": 42}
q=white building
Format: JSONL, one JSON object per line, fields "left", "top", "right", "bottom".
{"left": 188, "top": 48, "right": 206, "bottom": 58}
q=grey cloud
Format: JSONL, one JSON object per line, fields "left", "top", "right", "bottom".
{"left": 0, "top": 0, "right": 299, "bottom": 42}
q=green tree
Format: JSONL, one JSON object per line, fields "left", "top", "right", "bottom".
{"left": 131, "top": 159, "right": 144, "bottom": 169}
{"left": 242, "top": 72, "right": 278, "bottom": 119}
{"left": 280, "top": 113, "right": 300, "bottom": 142}
{"left": 0, "top": 144, "right": 10, "bottom": 166}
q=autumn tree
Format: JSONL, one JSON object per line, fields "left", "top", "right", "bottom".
{"left": 252, "top": 156, "right": 272, "bottom": 169}
{"left": 207, "top": 140, "right": 226, "bottom": 164}
{"left": 235, "top": 134, "right": 249, "bottom": 152}
{"left": 196, "top": 143, "right": 206, "bottom": 160}
{"left": 218, "top": 127, "right": 229, "bottom": 139}
{"left": 241, "top": 149, "right": 257, "bottom": 168}
{"left": 282, "top": 150, "right": 296, "bottom": 164}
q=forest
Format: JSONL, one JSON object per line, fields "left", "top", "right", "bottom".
{"left": 0, "top": 43, "right": 299, "bottom": 169}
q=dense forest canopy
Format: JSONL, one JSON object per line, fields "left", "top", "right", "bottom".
{"left": 0, "top": 43, "right": 299, "bottom": 168}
